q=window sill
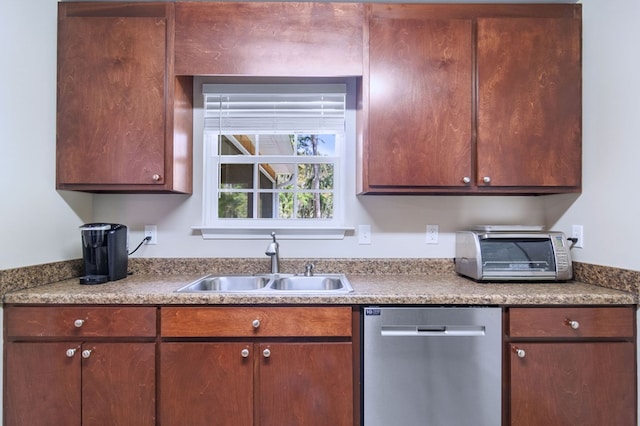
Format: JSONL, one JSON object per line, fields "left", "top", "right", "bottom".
{"left": 192, "top": 226, "right": 354, "bottom": 240}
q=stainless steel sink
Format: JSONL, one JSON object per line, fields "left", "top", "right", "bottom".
{"left": 176, "top": 275, "right": 271, "bottom": 292}
{"left": 176, "top": 274, "right": 353, "bottom": 294}
{"left": 270, "top": 275, "right": 352, "bottom": 292}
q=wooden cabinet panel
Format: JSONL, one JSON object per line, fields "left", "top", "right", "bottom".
{"left": 175, "top": 2, "right": 364, "bottom": 76}
{"left": 161, "top": 306, "right": 352, "bottom": 337}
{"left": 360, "top": 4, "right": 582, "bottom": 194}
{"left": 257, "top": 342, "right": 354, "bottom": 426}
{"left": 82, "top": 343, "right": 156, "bottom": 425}
{"left": 477, "top": 17, "right": 581, "bottom": 189}
{"left": 509, "top": 342, "right": 635, "bottom": 426}
{"left": 5, "top": 342, "right": 81, "bottom": 426}
{"left": 367, "top": 16, "right": 472, "bottom": 189}
{"left": 159, "top": 342, "right": 254, "bottom": 426}
{"left": 56, "top": 3, "right": 193, "bottom": 193}
{"left": 7, "top": 306, "right": 157, "bottom": 338}
{"left": 509, "top": 307, "right": 634, "bottom": 338}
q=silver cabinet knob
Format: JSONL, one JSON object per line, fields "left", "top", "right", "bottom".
{"left": 566, "top": 319, "right": 580, "bottom": 329}
{"left": 241, "top": 348, "right": 250, "bottom": 358}
{"left": 74, "top": 319, "right": 85, "bottom": 328}
{"left": 81, "top": 349, "right": 93, "bottom": 359}
{"left": 462, "top": 176, "right": 471, "bottom": 184}
{"left": 263, "top": 348, "right": 271, "bottom": 358}
{"left": 513, "top": 347, "right": 526, "bottom": 358}
{"left": 482, "top": 176, "right": 491, "bottom": 184}
{"left": 152, "top": 174, "right": 162, "bottom": 181}
{"left": 252, "top": 319, "right": 261, "bottom": 329}
{"left": 66, "top": 348, "right": 77, "bottom": 358}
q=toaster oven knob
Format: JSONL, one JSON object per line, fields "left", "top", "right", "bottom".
{"left": 462, "top": 176, "right": 471, "bottom": 184}
{"left": 566, "top": 319, "right": 580, "bottom": 329}
{"left": 482, "top": 176, "right": 491, "bottom": 184}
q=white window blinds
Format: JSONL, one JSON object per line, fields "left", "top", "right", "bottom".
{"left": 203, "top": 84, "right": 346, "bottom": 134}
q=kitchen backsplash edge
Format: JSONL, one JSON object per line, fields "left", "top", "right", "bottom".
{"left": 1, "top": 258, "right": 638, "bottom": 299}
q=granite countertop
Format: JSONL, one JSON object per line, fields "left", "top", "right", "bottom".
{"left": 3, "top": 273, "right": 635, "bottom": 306}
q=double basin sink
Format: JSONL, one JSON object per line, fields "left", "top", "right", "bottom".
{"left": 176, "top": 273, "right": 353, "bottom": 294}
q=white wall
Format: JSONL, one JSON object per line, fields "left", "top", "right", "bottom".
{"left": 546, "top": 0, "right": 640, "bottom": 272}
{"left": 2, "top": 0, "right": 639, "bottom": 273}
{"left": 0, "top": 0, "right": 92, "bottom": 270}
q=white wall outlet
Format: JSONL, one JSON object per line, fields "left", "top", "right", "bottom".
{"left": 144, "top": 225, "right": 158, "bottom": 245}
{"left": 426, "top": 224, "right": 439, "bottom": 244}
{"left": 358, "top": 224, "right": 372, "bottom": 245}
{"left": 571, "top": 224, "right": 583, "bottom": 248}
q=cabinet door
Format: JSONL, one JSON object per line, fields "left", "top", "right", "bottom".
{"left": 159, "top": 342, "right": 254, "bottom": 426}
{"left": 509, "top": 342, "right": 635, "bottom": 426}
{"left": 82, "top": 343, "right": 156, "bottom": 426}
{"left": 367, "top": 16, "right": 473, "bottom": 190}
{"left": 257, "top": 342, "right": 353, "bottom": 426}
{"left": 477, "top": 17, "right": 581, "bottom": 190}
{"left": 57, "top": 7, "right": 167, "bottom": 187}
{"left": 5, "top": 342, "right": 81, "bottom": 426}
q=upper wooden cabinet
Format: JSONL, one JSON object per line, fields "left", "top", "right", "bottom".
{"left": 360, "top": 4, "right": 582, "bottom": 194}
{"left": 56, "top": 2, "right": 193, "bottom": 193}
{"left": 174, "top": 2, "right": 364, "bottom": 76}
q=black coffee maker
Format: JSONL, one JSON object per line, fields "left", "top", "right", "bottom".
{"left": 80, "top": 223, "right": 128, "bottom": 284}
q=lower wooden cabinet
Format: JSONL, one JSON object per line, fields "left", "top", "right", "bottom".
{"left": 4, "top": 306, "right": 157, "bottom": 426}
{"left": 159, "top": 306, "right": 355, "bottom": 426}
{"left": 505, "top": 307, "right": 636, "bottom": 426}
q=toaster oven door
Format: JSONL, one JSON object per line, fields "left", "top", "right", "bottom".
{"left": 479, "top": 236, "right": 556, "bottom": 280}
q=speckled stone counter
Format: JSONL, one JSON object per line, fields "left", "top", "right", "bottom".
{"left": 3, "top": 273, "right": 635, "bottom": 306}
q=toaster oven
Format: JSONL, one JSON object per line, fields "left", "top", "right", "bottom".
{"left": 455, "top": 229, "right": 573, "bottom": 282}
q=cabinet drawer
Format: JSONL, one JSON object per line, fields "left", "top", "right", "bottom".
{"left": 509, "top": 307, "right": 634, "bottom": 339}
{"left": 6, "top": 306, "right": 157, "bottom": 338}
{"left": 161, "top": 307, "right": 352, "bottom": 337}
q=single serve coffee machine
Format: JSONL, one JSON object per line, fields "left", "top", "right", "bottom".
{"left": 80, "top": 223, "right": 128, "bottom": 284}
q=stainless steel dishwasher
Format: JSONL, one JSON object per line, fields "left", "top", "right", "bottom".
{"left": 363, "top": 307, "right": 502, "bottom": 426}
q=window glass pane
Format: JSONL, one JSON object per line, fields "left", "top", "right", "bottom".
{"left": 296, "top": 192, "right": 334, "bottom": 219}
{"left": 278, "top": 193, "right": 294, "bottom": 219}
{"left": 297, "top": 164, "right": 334, "bottom": 190}
{"left": 219, "top": 192, "right": 251, "bottom": 218}
{"left": 220, "top": 164, "right": 253, "bottom": 189}
{"left": 296, "top": 134, "right": 336, "bottom": 156}
{"left": 258, "top": 192, "right": 274, "bottom": 219}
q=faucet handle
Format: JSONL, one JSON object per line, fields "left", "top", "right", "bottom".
{"left": 304, "top": 263, "right": 315, "bottom": 276}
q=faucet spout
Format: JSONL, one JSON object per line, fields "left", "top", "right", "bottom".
{"left": 265, "top": 232, "right": 280, "bottom": 274}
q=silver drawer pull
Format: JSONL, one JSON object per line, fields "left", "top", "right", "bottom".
{"left": 241, "top": 348, "right": 250, "bottom": 358}
{"left": 252, "top": 319, "right": 261, "bottom": 329}
{"left": 565, "top": 319, "right": 580, "bottom": 329}
{"left": 74, "top": 319, "right": 85, "bottom": 328}
{"left": 82, "top": 349, "right": 93, "bottom": 359}
{"left": 263, "top": 348, "right": 271, "bottom": 358}
{"left": 66, "top": 348, "right": 77, "bottom": 358}
{"left": 513, "top": 346, "right": 526, "bottom": 358}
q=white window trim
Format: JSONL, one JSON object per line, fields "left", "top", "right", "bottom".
{"left": 192, "top": 80, "right": 355, "bottom": 240}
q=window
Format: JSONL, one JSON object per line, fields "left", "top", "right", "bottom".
{"left": 197, "top": 83, "right": 352, "bottom": 239}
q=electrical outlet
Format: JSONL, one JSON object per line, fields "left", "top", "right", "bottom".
{"left": 571, "top": 224, "right": 583, "bottom": 248}
{"left": 358, "top": 224, "right": 372, "bottom": 245}
{"left": 426, "top": 225, "right": 439, "bottom": 244}
{"left": 144, "top": 225, "right": 157, "bottom": 245}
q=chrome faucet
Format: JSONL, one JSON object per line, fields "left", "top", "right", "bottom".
{"left": 265, "top": 232, "right": 280, "bottom": 274}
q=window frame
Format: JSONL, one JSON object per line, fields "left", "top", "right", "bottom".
{"left": 194, "top": 81, "right": 354, "bottom": 240}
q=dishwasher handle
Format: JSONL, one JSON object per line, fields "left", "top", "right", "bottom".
{"left": 380, "top": 325, "right": 486, "bottom": 337}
